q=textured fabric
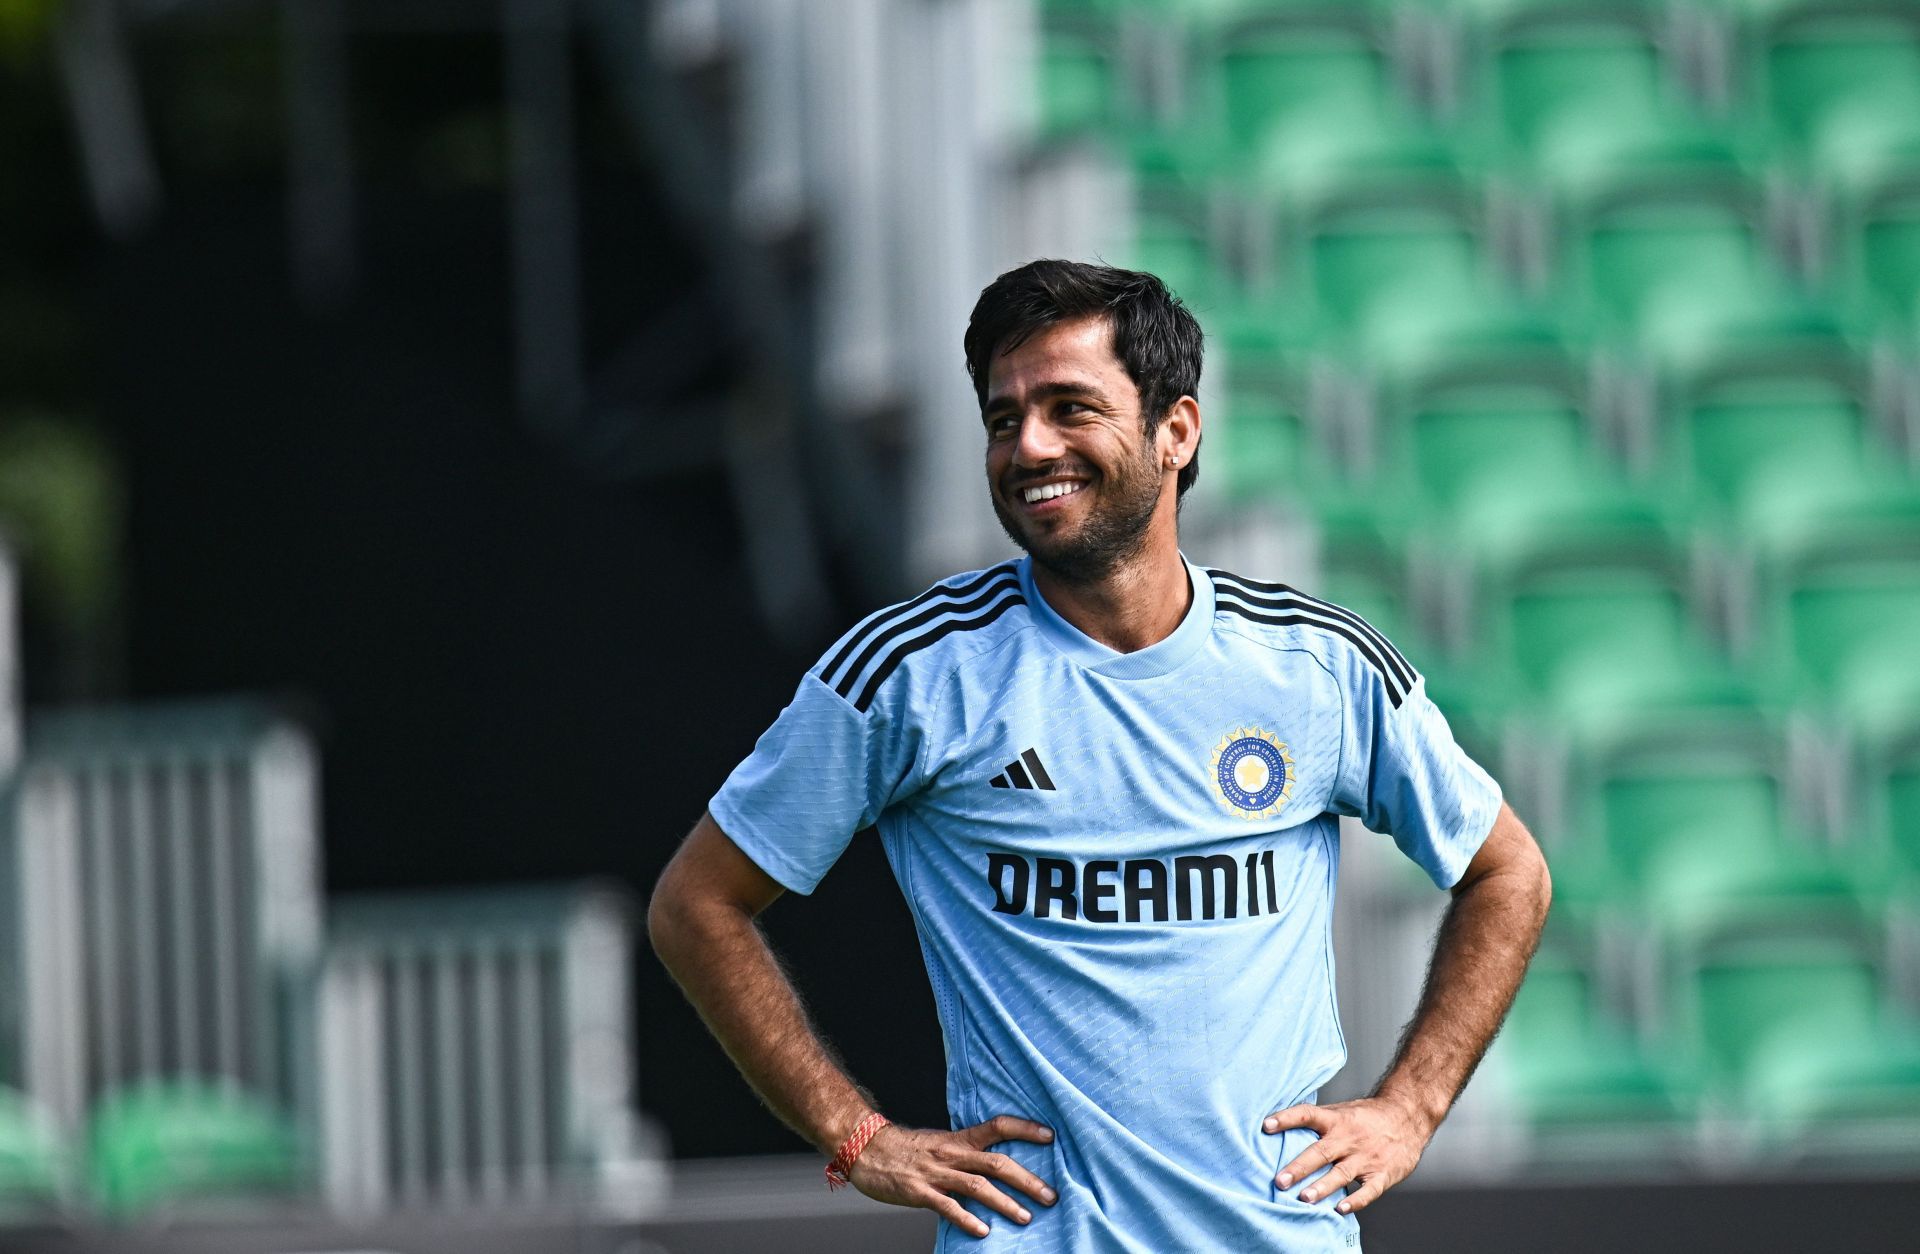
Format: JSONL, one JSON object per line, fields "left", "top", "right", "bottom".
{"left": 709, "top": 553, "right": 1502, "bottom": 1252}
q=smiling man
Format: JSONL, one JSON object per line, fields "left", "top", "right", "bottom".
{"left": 648, "top": 260, "right": 1552, "bottom": 1251}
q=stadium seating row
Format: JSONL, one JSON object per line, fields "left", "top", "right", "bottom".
{"left": 1027, "top": 0, "right": 1920, "bottom": 1156}
{"left": 0, "top": 1081, "right": 297, "bottom": 1220}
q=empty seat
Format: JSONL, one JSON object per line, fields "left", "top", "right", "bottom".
{"left": 1668, "top": 374, "right": 1880, "bottom": 517}
{"left": 87, "top": 1081, "right": 300, "bottom": 1218}
{"left": 0, "top": 1087, "right": 64, "bottom": 1214}
{"left": 1040, "top": 29, "right": 1130, "bottom": 135}
{"left": 1463, "top": 520, "right": 1754, "bottom": 737}
{"left": 1494, "top": 952, "right": 1685, "bottom": 1129}
{"left": 1476, "top": 570, "right": 1659, "bottom": 728}
{"left": 1308, "top": 204, "right": 1484, "bottom": 331}
{"left": 1123, "top": 208, "right": 1230, "bottom": 307}
{"left": 1679, "top": 940, "right": 1920, "bottom": 1148}
{"left": 1741, "top": 472, "right": 1920, "bottom": 573}
{"left": 1214, "top": 385, "right": 1319, "bottom": 500}
{"left": 1579, "top": 199, "right": 1787, "bottom": 338}
{"left": 1489, "top": 24, "right": 1738, "bottom": 198}
{"left": 1298, "top": 203, "right": 1568, "bottom": 387}
{"left": 1852, "top": 189, "right": 1920, "bottom": 328}
{"left": 1589, "top": 750, "right": 1860, "bottom": 940}
{"left": 1573, "top": 195, "right": 1848, "bottom": 382}
{"left": 1399, "top": 383, "right": 1604, "bottom": 509}
{"left": 1763, "top": 557, "right": 1920, "bottom": 728}
{"left": 1210, "top": 31, "right": 1392, "bottom": 152}
{"left": 1765, "top": 18, "right": 1920, "bottom": 192}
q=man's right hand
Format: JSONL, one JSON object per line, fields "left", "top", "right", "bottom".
{"left": 847, "top": 1114, "right": 1059, "bottom": 1239}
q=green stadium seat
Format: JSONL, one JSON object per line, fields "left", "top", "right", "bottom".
{"left": 1182, "top": 25, "right": 1464, "bottom": 214}
{"left": 1533, "top": 588, "right": 1732, "bottom": 715}
{"left": 1678, "top": 940, "right": 1920, "bottom": 1148}
{"left": 1579, "top": 199, "right": 1774, "bottom": 332}
{"left": 1214, "top": 385, "right": 1320, "bottom": 500}
{"left": 1210, "top": 31, "right": 1390, "bottom": 152}
{"left": 1572, "top": 195, "right": 1850, "bottom": 383}
{"left": 1852, "top": 188, "right": 1920, "bottom": 329}
{"left": 87, "top": 1081, "right": 301, "bottom": 1218}
{"left": 1740, "top": 469, "right": 1920, "bottom": 569}
{"left": 1040, "top": 29, "right": 1130, "bottom": 135}
{"left": 1295, "top": 203, "right": 1571, "bottom": 391}
{"left": 1308, "top": 204, "right": 1482, "bottom": 331}
{"left": 1457, "top": 513, "right": 1755, "bottom": 743}
{"left": 1488, "top": 25, "right": 1743, "bottom": 199}
{"left": 1762, "top": 556, "right": 1920, "bottom": 731}
{"left": 1123, "top": 208, "right": 1229, "bottom": 307}
{"left": 0, "top": 1087, "right": 65, "bottom": 1214}
{"left": 1884, "top": 751, "right": 1920, "bottom": 876}
{"left": 1765, "top": 18, "right": 1920, "bottom": 192}
{"left": 1494, "top": 953, "right": 1687, "bottom": 1130}
{"left": 1689, "top": 942, "right": 1880, "bottom": 1082}
{"left": 1398, "top": 383, "right": 1604, "bottom": 509}
{"left": 1667, "top": 373, "right": 1881, "bottom": 518}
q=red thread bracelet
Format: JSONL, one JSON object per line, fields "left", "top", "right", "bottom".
{"left": 825, "top": 1111, "right": 890, "bottom": 1190}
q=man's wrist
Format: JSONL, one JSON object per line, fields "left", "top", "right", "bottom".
{"left": 1370, "top": 1081, "right": 1448, "bottom": 1138}
{"left": 814, "top": 1102, "right": 885, "bottom": 1157}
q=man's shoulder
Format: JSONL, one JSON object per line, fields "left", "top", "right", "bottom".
{"left": 808, "top": 558, "right": 1031, "bottom": 714}
{"left": 1201, "top": 566, "right": 1418, "bottom": 704}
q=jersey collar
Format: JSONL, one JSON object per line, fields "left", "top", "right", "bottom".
{"left": 1018, "top": 551, "right": 1216, "bottom": 679}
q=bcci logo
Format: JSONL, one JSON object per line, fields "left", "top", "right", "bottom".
{"left": 1210, "top": 727, "right": 1295, "bottom": 820}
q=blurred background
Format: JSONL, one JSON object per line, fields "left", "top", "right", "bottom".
{"left": 3, "top": 0, "right": 1920, "bottom": 1249}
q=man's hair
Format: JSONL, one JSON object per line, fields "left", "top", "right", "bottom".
{"left": 964, "top": 259, "right": 1204, "bottom": 499}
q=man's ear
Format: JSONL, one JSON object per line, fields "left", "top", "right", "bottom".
{"left": 1161, "top": 396, "right": 1201, "bottom": 467}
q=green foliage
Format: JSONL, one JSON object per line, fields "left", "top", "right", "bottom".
{"left": 0, "top": 411, "right": 120, "bottom": 630}
{"left": 0, "top": 0, "right": 61, "bottom": 61}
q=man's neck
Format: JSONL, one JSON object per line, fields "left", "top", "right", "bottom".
{"left": 1032, "top": 543, "right": 1193, "bottom": 654}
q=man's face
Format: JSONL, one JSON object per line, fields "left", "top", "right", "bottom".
{"left": 981, "top": 316, "right": 1167, "bottom": 584}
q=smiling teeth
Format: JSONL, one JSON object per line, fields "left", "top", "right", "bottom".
{"left": 1023, "top": 482, "right": 1084, "bottom": 504}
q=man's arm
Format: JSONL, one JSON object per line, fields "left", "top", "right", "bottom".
{"left": 1263, "top": 801, "right": 1552, "bottom": 1213}
{"left": 648, "top": 811, "right": 1057, "bottom": 1237}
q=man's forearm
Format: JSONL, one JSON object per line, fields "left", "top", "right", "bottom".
{"left": 649, "top": 894, "right": 874, "bottom": 1154}
{"left": 1371, "top": 825, "right": 1551, "bottom": 1132}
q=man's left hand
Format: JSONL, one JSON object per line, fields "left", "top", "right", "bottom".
{"left": 1261, "top": 1096, "right": 1433, "bottom": 1215}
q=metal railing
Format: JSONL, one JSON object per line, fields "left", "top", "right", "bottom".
{"left": 0, "top": 700, "right": 321, "bottom": 1136}
{"left": 318, "top": 882, "right": 661, "bottom": 1217}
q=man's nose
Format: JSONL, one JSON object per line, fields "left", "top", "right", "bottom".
{"left": 1011, "top": 413, "right": 1066, "bottom": 465}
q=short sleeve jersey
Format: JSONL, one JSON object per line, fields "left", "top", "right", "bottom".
{"left": 709, "top": 553, "right": 1502, "bottom": 1253}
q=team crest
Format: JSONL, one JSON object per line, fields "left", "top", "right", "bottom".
{"left": 1210, "top": 727, "right": 1296, "bottom": 820}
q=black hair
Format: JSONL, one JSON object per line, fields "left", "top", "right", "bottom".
{"left": 964, "top": 259, "right": 1204, "bottom": 499}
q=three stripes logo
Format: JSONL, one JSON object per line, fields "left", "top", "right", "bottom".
{"left": 817, "top": 561, "right": 1025, "bottom": 713}
{"left": 1206, "top": 569, "right": 1417, "bottom": 707}
{"left": 989, "top": 748, "right": 1057, "bottom": 792}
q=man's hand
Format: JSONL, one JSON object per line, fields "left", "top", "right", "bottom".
{"left": 1262, "top": 1094, "right": 1432, "bottom": 1215}
{"left": 848, "top": 1114, "right": 1059, "bottom": 1239}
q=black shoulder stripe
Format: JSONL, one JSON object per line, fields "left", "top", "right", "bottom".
{"left": 852, "top": 592, "right": 1026, "bottom": 713}
{"left": 820, "top": 561, "right": 1020, "bottom": 689}
{"left": 1208, "top": 569, "right": 1416, "bottom": 691}
{"left": 830, "top": 573, "right": 1023, "bottom": 702}
{"left": 1214, "top": 595, "right": 1408, "bottom": 707}
{"left": 1209, "top": 568, "right": 1414, "bottom": 685}
{"left": 1215, "top": 584, "right": 1417, "bottom": 693}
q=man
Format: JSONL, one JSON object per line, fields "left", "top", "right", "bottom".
{"left": 649, "top": 260, "right": 1552, "bottom": 1250}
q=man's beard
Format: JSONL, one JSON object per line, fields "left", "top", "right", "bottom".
{"left": 991, "top": 445, "right": 1164, "bottom": 585}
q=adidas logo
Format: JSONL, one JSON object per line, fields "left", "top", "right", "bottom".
{"left": 989, "top": 748, "right": 1056, "bottom": 791}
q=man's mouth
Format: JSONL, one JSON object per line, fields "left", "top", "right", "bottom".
{"left": 1019, "top": 480, "right": 1087, "bottom": 507}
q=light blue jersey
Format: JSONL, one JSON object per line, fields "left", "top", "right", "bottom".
{"left": 709, "top": 553, "right": 1501, "bottom": 1253}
